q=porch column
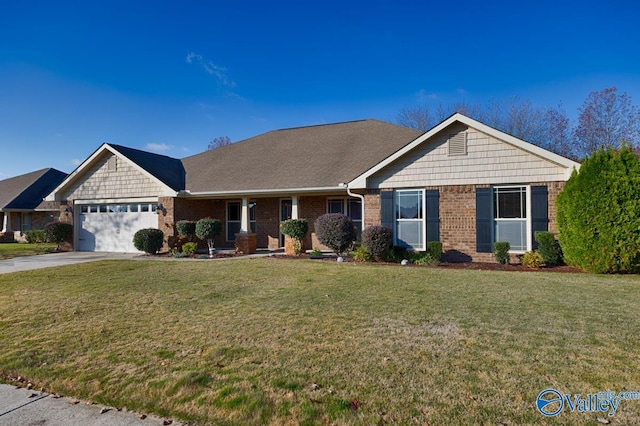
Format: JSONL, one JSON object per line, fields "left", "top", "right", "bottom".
{"left": 2, "top": 212, "right": 11, "bottom": 232}
{"left": 291, "top": 196, "right": 299, "bottom": 219}
{"left": 240, "top": 197, "right": 249, "bottom": 234}
{"left": 235, "top": 197, "right": 256, "bottom": 254}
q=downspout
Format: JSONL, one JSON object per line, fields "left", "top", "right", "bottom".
{"left": 345, "top": 184, "right": 365, "bottom": 230}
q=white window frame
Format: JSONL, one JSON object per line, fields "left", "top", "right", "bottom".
{"left": 493, "top": 185, "right": 531, "bottom": 253}
{"left": 395, "top": 189, "right": 426, "bottom": 251}
{"left": 227, "top": 201, "right": 256, "bottom": 241}
{"left": 326, "top": 198, "right": 362, "bottom": 232}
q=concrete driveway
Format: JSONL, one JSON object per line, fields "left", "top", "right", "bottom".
{"left": 0, "top": 252, "right": 138, "bottom": 274}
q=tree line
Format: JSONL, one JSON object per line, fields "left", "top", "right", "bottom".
{"left": 396, "top": 87, "right": 640, "bottom": 160}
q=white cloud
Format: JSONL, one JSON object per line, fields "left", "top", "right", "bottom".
{"left": 415, "top": 89, "right": 439, "bottom": 103}
{"left": 71, "top": 158, "right": 82, "bottom": 166}
{"left": 186, "top": 52, "right": 202, "bottom": 64}
{"left": 186, "top": 51, "right": 237, "bottom": 89}
{"left": 456, "top": 88, "right": 467, "bottom": 95}
{"left": 145, "top": 143, "right": 173, "bottom": 153}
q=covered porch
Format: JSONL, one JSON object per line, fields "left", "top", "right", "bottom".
{"left": 157, "top": 190, "right": 367, "bottom": 253}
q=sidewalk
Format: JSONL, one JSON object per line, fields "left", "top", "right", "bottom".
{"left": 0, "top": 384, "right": 183, "bottom": 426}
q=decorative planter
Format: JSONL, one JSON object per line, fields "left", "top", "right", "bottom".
{"left": 284, "top": 235, "right": 307, "bottom": 255}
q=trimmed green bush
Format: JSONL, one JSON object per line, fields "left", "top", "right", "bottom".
{"left": 176, "top": 220, "right": 196, "bottom": 239}
{"left": 44, "top": 222, "right": 73, "bottom": 249}
{"left": 133, "top": 228, "right": 164, "bottom": 254}
{"left": 557, "top": 145, "right": 640, "bottom": 273}
{"left": 427, "top": 241, "right": 443, "bottom": 261}
{"left": 25, "top": 229, "right": 46, "bottom": 244}
{"left": 182, "top": 242, "right": 198, "bottom": 255}
{"left": 314, "top": 213, "right": 355, "bottom": 255}
{"left": 522, "top": 251, "right": 544, "bottom": 268}
{"left": 195, "top": 218, "right": 222, "bottom": 254}
{"left": 534, "top": 231, "right": 562, "bottom": 266}
{"left": 494, "top": 242, "right": 511, "bottom": 265}
{"left": 361, "top": 225, "right": 393, "bottom": 260}
{"left": 280, "top": 219, "right": 309, "bottom": 255}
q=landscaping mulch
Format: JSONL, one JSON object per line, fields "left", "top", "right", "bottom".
{"left": 274, "top": 253, "right": 585, "bottom": 272}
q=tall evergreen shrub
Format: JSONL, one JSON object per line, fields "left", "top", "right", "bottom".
{"left": 556, "top": 145, "right": 640, "bottom": 273}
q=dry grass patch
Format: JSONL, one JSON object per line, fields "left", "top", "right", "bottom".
{"left": 0, "top": 258, "right": 639, "bottom": 425}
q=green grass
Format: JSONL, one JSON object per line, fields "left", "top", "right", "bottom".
{"left": 1, "top": 258, "right": 639, "bottom": 425}
{"left": 0, "top": 242, "right": 57, "bottom": 259}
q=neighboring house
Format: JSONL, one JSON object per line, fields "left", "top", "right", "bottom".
{"left": 45, "top": 113, "right": 580, "bottom": 261}
{"left": 0, "top": 168, "right": 68, "bottom": 242}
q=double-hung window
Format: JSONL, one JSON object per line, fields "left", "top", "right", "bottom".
{"left": 327, "top": 198, "right": 362, "bottom": 232}
{"left": 227, "top": 201, "right": 256, "bottom": 241}
{"left": 494, "top": 186, "right": 528, "bottom": 252}
{"left": 395, "top": 189, "right": 424, "bottom": 250}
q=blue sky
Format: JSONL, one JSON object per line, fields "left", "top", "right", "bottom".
{"left": 1, "top": 0, "right": 639, "bottom": 178}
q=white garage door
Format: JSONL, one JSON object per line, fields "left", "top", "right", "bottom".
{"left": 77, "top": 203, "right": 159, "bottom": 252}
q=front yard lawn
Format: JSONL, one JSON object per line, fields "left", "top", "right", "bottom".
{"left": 0, "top": 242, "right": 57, "bottom": 259}
{"left": 1, "top": 258, "right": 639, "bottom": 425}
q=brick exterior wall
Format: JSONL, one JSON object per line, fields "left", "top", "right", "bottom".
{"left": 363, "top": 190, "right": 381, "bottom": 228}
{"left": 360, "top": 182, "right": 567, "bottom": 263}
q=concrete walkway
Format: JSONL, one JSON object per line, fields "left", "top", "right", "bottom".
{"left": 0, "top": 252, "right": 138, "bottom": 274}
{"left": 0, "top": 384, "right": 183, "bottom": 426}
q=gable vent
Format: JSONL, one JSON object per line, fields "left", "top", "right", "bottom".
{"left": 448, "top": 131, "right": 467, "bottom": 156}
{"left": 107, "top": 156, "right": 117, "bottom": 171}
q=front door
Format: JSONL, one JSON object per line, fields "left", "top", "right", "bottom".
{"left": 280, "top": 199, "right": 292, "bottom": 247}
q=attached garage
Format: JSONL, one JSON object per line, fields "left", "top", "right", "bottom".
{"left": 44, "top": 143, "right": 185, "bottom": 253}
{"left": 76, "top": 203, "right": 158, "bottom": 252}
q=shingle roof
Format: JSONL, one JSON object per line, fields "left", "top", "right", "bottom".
{"left": 109, "top": 144, "right": 186, "bottom": 191}
{"left": 0, "top": 168, "right": 67, "bottom": 210}
{"left": 182, "top": 119, "right": 421, "bottom": 193}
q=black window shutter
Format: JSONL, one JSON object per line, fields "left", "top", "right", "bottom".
{"left": 426, "top": 189, "right": 439, "bottom": 242}
{"left": 530, "top": 185, "right": 549, "bottom": 249}
{"left": 380, "top": 190, "right": 394, "bottom": 232}
{"left": 476, "top": 187, "right": 493, "bottom": 253}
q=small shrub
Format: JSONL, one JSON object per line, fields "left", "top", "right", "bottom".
{"left": 535, "top": 231, "right": 562, "bottom": 266}
{"left": 44, "top": 222, "right": 73, "bottom": 249}
{"left": 280, "top": 219, "right": 309, "bottom": 255}
{"left": 314, "top": 213, "right": 355, "bottom": 255}
{"left": 411, "top": 251, "right": 439, "bottom": 266}
{"left": 25, "top": 229, "right": 46, "bottom": 244}
{"left": 182, "top": 242, "right": 198, "bottom": 255}
{"left": 173, "top": 252, "right": 188, "bottom": 258}
{"left": 389, "top": 246, "right": 410, "bottom": 263}
{"left": 133, "top": 228, "right": 164, "bottom": 254}
{"left": 310, "top": 249, "right": 322, "bottom": 257}
{"left": 176, "top": 220, "right": 196, "bottom": 239}
{"left": 353, "top": 245, "right": 373, "bottom": 262}
{"left": 522, "top": 250, "right": 544, "bottom": 268}
{"left": 195, "top": 218, "right": 222, "bottom": 254}
{"left": 361, "top": 226, "right": 393, "bottom": 260}
{"left": 494, "top": 242, "right": 511, "bottom": 265}
{"left": 426, "top": 241, "right": 443, "bottom": 261}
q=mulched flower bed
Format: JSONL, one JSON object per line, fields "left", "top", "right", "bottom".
{"left": 274, "top": 253, "right": 585, "bottom": 273}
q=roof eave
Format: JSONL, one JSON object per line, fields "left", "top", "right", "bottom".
{"left": 180, "top": 186, "right": 348, "bottom": 198}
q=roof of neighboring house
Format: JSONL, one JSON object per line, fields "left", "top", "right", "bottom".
{"left": 0, "top": 168, "right": 67, "bottom": 210}
{"left": 109, "top": 144, "right": 186, "bottom": 191}
{"left": 182, "top": 119, "right": 422, "bottom": 194}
